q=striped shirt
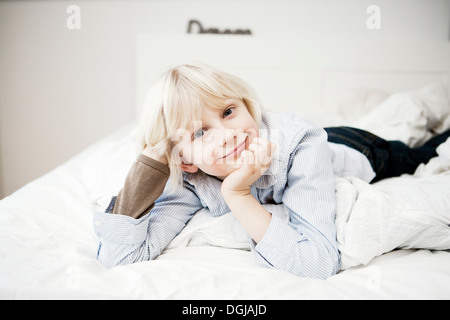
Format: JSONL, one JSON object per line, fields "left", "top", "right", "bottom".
{"left": 94, "top": 111, "right": 374, "bottom": 279}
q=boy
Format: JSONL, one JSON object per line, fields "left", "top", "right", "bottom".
{"left": 94, "top": 63, "right": 449, "bottom": 278}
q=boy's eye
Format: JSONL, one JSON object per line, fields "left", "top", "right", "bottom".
{"left": 193, "top": 129, "right": 205, "bottom": 140}
{"left": 223, "top": 107, "right": 234, "bottom": 118}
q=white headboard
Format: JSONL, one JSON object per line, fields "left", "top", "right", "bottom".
{"left": 136, "top": 34, "right": 450, "bottom": 117}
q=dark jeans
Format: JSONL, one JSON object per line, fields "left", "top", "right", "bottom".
{"left": 324, "top": 126, "right": 450, "bottom": 183}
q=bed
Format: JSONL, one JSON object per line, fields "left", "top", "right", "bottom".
{"left": 1, "top": 35, "right": 450, "bottom": 299}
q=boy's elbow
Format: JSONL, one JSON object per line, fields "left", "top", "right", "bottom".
{"left": 305, "top": 253, "right": 340, "bottom": 279}
{"left": 96, "top": 254, "right": 118, "bottom": 269}
{"left": 283, "top": 241, "right": 341, "bottom": 279}
{"left": 96, "top": 243, "right": 126, "bottom": 269}
{"left": 96, "top": 241, "right": 154, "bottom": 269}
{"left": 301, "top": 245, "right": 340, "bottom": 279}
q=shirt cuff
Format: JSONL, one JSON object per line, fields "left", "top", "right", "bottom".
{"left": 93, "top": 210, "right": 151, "bottom": 245}
{"left": 253, "top": 214, "right": 306, "bottom": 267}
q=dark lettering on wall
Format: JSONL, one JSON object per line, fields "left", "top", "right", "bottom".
{"left": 187, "top": 19, "right": 252, "bottom": 35}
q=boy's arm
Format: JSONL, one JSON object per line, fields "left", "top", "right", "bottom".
{"left": 94, "top": 148, "right": 203, "bottom": 268}
{"left": 222, "top": 194, "right": 271, "bottom": 243}
{"left": 259, "top": 127, "right": 339, "bottom": 279}
{"left": 221, "top": 138, "right": 274, "bottom": 243}
{"left": 111, "top": 154, "right": 170, "bottom": 219}
{"left": 111, "top": 144, "right": 169, "bottom": 218}
{"left": 278, "top": 127, "right": 339, "bottom": 278}
{"left": 222, "top": 130, "right": 340, "bottom": 279}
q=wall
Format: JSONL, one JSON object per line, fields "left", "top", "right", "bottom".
{"left": 0, "top": 0, "right": 449, "bottom": 198}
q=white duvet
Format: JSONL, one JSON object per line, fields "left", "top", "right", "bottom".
{"left": 1, "top": 82, "right": 450, "bottom": 299}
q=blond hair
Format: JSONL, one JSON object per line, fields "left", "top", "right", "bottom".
{"left": 137, "top": 63, "right": 262, "bottom": 191}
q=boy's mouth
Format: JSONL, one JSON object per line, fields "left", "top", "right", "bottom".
{"left": 220, "top": 136, "right": 248, "bottom": 160}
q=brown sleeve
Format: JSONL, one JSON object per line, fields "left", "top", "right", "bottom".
{"left": 111, "top": 154, "right": 170, "bottom": 219}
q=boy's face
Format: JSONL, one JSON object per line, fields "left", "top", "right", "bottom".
{"left": 171, "top": 98, "right": 259, "bottom": 180}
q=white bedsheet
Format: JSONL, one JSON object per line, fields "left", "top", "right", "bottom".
{"left": 1, "top": 83, "right": 450, "bottom": 299}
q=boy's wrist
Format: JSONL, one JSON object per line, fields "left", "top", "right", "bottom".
{"left": 221, "top": 188, "right": 253, "bottom": 205}
{"left": 221, "top": 189, "right": 271, "bottom": 244}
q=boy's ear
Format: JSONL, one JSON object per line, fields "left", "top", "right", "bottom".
{"left": 180, "top": 162, "right": 199, "bottom": 173}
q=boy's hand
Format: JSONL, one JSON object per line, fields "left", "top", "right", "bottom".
{"left": 221, "top": 137, "right": 276, "bottom": 198}
{"left": 142, "top": 144, "right": 168, "bottom": 166}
